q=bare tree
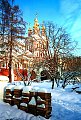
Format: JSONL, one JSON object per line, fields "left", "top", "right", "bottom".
{"left": 62, "top": 56, "right": 81, "bottom": 72}
{"left": 32, "top": 22, "right": 76, "bottom": 88}
{"left": 61, "top": 71, "right": 81, "bottom": 89}
{"left": 44, "top": 22, "right": 77, "bottom": 88}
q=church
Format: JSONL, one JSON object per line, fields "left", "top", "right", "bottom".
{"left": 0, "top": 18, "right": 51, "bottom": 82}
{"left": 26, "top": 18, "right": 49, "bottom": 62}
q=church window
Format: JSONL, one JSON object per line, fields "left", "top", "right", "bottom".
{"left": 41, "top": 53, "right": 42, "bottom": 57}
{"left": 37, "top": 52, "right": 39, "bottom": 57}
{"left": 37, "top": 44, "right": 38, "bottom": 48}
{"left": 37, "top": 52, "right": 38, "bottom": 56}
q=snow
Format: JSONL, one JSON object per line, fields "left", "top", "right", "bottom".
{"left": 6, "top": 85, "right": 15, "bottom": 91}
{"left": 31, "top": 81, "right": 81, "bottom": 120}
{"left": 0, "top": 75, "right": 9, "bottom": 81}
{"left": 29, "top": 97, "right": 36, "bottom": 105}
{"left": 22, "top": 86, "right": 32, "bottom": 93}
{"left": 0, "top": 102, "right": 46, "bottom": 120}
{"left": 0, "top": 80, "right": 81, "bottom": 120}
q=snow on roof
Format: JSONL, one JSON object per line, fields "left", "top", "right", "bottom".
{"left": 0, "top": 75, "right": 9, "bottom": 81}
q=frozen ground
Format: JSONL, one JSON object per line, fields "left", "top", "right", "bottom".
{"left": 32, "top": 81, "right": 81, "bottom": 120}
{"left": 0, "top": 80, "right": 81, "bottom": 120}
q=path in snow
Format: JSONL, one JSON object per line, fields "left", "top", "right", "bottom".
{"left": 50, "top": 88, "right": 81, "bottom": 120}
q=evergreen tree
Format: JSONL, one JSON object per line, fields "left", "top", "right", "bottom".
{"left": 0, "top": 0, "right": 26, "bottom": 82}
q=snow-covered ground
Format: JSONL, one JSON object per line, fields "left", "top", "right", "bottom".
{"left": 0, "top": 80, "right": 81, "bottom": 120}
{"left": 31, "top": 81, "right": 81, "bottom": 120}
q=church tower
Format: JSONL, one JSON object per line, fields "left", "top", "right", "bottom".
{"left": 33, "top": 18, "right": 40, "bottom": 34}
{"left": 41, "top": 24, "right": 46, "bottom": 36}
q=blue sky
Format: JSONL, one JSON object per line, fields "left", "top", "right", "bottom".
{"left": 14, "top": 0, "right": 81, "bottom": 56}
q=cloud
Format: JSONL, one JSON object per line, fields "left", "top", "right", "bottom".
{"left": 59, "top": 0, "right": 81, "bottom": 56}
{"left": 60, "top": 0, "right": 81, "bottom": 14}
{"left": 60, "top": 0, "right": 81, "bottom": 28}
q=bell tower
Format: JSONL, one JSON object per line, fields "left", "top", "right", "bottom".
{"left": 33, "top": 18, "right": 40, "bottom": 34}
{"left": 41, "top": 24, "right": 46, "bottom": 36}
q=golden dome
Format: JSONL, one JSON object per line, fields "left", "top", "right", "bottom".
{"left": 42, "top": 25, "right": 45, "bottom": 30}
{"left": 34, "top": 18, "right": 39, "bottom": 26}
{"left": 34, "top": 18, "right": 38, "bottom": 22}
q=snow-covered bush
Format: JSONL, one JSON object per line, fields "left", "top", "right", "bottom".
{"left": 61, "top": 71, "right": 81, "bottom": 88}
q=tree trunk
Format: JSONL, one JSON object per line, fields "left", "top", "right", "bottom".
{"left": 51, "top": 78, "right": 54, "bottom": 89}
{"left": 62, "top": 78, "right": 67, "bottom": 89}
{"left": 9, "top": 35, "right": 13, "bottom": 83}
